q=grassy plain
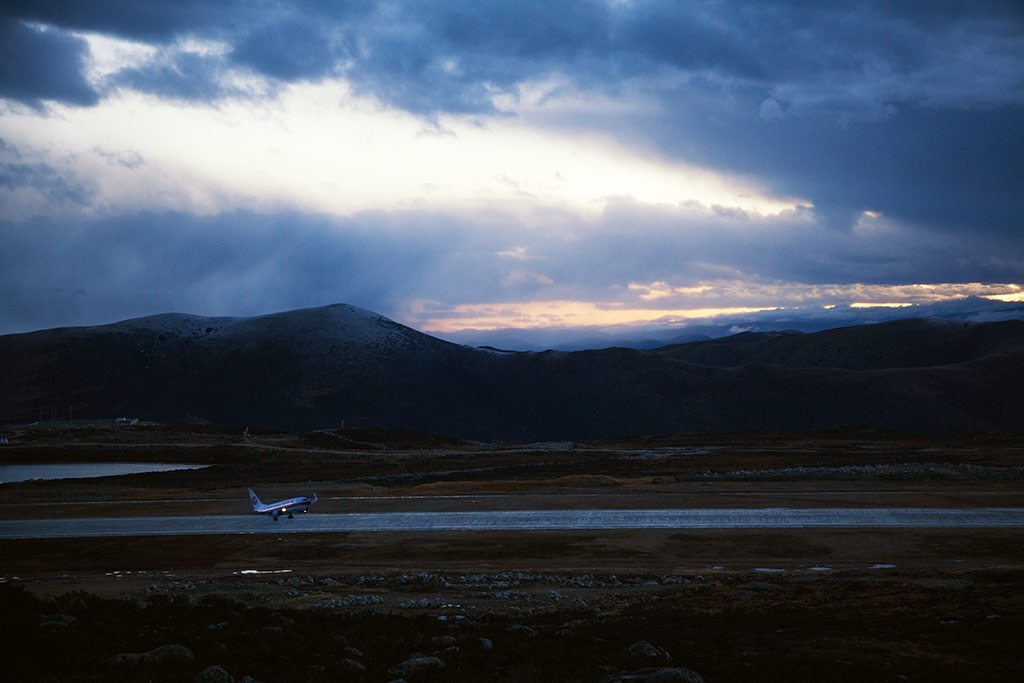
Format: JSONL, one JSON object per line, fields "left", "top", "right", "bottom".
{"left": 1, "top": 425, "right": 1023, "bottom": 681}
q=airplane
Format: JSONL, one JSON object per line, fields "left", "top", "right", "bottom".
{"left": 248, "top": 488, "right": 317, "bottom": 520}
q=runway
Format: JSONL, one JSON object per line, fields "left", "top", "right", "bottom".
{"left": 2, "top": 508, "right": 1024, "bottom": 539}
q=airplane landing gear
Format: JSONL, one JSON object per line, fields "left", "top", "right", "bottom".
{"left": 288, "top": 513, "right": 294, "bottom": 519}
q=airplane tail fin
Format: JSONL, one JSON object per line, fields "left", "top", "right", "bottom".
{"left": 312, "top": 493, "right": 318, "bottom": 503}
{"left": 248, "top": 488, "right": 263, "bottom": 511}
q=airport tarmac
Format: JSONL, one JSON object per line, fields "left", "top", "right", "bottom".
{"left": 2, "top": 507, "right": 1023, "bottom": 539}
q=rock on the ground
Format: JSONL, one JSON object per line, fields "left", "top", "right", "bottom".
{"left": 341, "top": 658, "right": 366, "bottom": 673}
{"left": 194, "top": 665, "right": 234, "bottom": 682}
{"left": 109, "top": 643, "right": 196, "bottom": 679}
{"left": 110, "top": 643, "right": 195, "bottom": 668}
{"left": 431, "top": 635, "right": 457, "bottom": 648}
{"left": 625, "top": 640, "right": 673, "bottom": 667}
{"left": 505, "top": 624, "right": 538, "bottom": 637}
{"left": 38, "top": 614, "right": 77, "bottom": 634}
{"left": 602, "top": 667, "right": 706, "bottom": 683}
{"left": 388, "top": 655, "right": 446, "bottom": 678}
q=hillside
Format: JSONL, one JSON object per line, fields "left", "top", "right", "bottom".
{"left": 2, "top": 304, "right": 1023, "bottom": 440}
{"left": 655, "top": 318, "right": 1024, "bottom": 370}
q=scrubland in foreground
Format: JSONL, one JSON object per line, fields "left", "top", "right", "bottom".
{"left": 1, "top": 425, "right": 1023, "bottom": 681}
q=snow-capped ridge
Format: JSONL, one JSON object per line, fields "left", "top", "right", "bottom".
{"left": 237, "top": 303, "right": 450, "bottom": 350}
{"left": 51, "top": 304, "right": 444, "bottom": 349}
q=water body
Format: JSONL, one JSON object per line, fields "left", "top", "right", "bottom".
{"left": 0, "top": 463, "right": 207, "bottom": 484}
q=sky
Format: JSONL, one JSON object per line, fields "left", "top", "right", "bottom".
{"left": 2, "top": 1, "right": 1023, "bottom": 345}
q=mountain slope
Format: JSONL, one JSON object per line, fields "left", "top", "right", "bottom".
{"left": 2, "top": 305, "right": 1023, "bottom": 439}
{"left": 656, "top": 318, "right": 1024, "bottom": 370}
{"left": 0, "top": 305, "right": 504, "bottom": 437}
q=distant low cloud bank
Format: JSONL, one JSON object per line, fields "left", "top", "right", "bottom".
{"left": 437, "top": 297, "right": 1024, "bottom": 351}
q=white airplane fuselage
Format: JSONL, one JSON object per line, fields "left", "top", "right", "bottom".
{"left": 248, "top": 488, "right": 317, "bottom": 520}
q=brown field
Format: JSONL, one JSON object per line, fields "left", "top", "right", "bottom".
{"left": 1, "top": 425, "right": 1023, "bottom": 682}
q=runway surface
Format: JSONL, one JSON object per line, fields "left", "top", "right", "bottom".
{"left": 2, "top": 508, "right": 1024, "bottom": 539}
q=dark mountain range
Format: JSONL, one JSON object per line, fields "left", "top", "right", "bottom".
{"left": 2, "top": 304, "right": 1023, "bottom": 440}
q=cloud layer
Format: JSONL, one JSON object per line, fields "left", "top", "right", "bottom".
{"left": 1, "top": 1, "right": 1023, "bottom": 338}
{"left": 2, "top": 206, "right": 1021, "bottom": 337}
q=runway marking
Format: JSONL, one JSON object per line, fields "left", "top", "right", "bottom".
{"left": 1, "top": 508, "right": 1023, "bottom": 538}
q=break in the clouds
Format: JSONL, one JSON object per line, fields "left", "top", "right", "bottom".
{"left": 1, "top": 1, "right": 1023, "bottom": 339}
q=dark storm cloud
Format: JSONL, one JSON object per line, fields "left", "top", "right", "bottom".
{"left": 4, "top": 1, "right": 1021, "bottom": 111}
{"left": 111, "top": 50, "right": 244, "bottom": 102}
{"left": 0, "top": 1, "right": 364, "bottom": 104}
{"left": 619, "top": 1, "right": 1023, "bottom": 92}
{"left": 627, "top": 96, "right": 1024, "bottom": 235}
{"left": 0, "top": 0, "right": 244, "bottom": 42}
{"left": 5, "top": 1, "right": 1019, "bottom": 235}
{"left": 0, "top": 19, "right": 98, "bottom": 107}
{"left": 5, "top": 1, "right": 1020, "bottom": 118}
{"left": 337, "top": 0, "right": 612, "bottom": 113}
{"left": 231, "top": 17, "right": 340, "bottom": 81}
